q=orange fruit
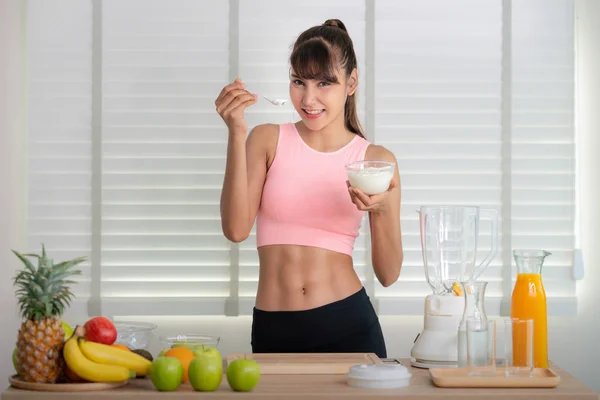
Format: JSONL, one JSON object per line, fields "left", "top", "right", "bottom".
{"left": 453, "top": 282, "right": 463, "bottom": 296}
{"left": 163, "top": 347, "right": 195, "bottom": 383}
{"left": 111, "top": 344, "right": 131, "bottom": 352}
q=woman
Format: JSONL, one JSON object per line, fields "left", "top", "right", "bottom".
{"left": 215, "top": 19, "right": 403, "bottom": 358}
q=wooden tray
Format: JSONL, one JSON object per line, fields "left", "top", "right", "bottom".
{"left": 9, "top": 375, "right": 128, "bottom": 392}
{"left": 429, "top": 367, "right": 561, "bottom": 388}
{"left": 226, "top": 352, "right": 382, "bottom": 375}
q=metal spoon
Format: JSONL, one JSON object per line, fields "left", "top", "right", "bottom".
{"left": 263, "top": 96, "right": 287, "bottom": 106}
{"left": 245, "top": 90, "right": 287, "bottom": 107}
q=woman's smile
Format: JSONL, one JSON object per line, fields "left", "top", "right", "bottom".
{"left": 302, "top": 108, "right": 325, "bottom": 118}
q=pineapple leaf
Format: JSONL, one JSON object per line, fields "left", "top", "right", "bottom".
{"left": 58, "top": 295, "right": 71, "bottom": 307}
{"left": 14, "top": 272, "right": 35, "bottom": 286}
{"left": 55, "top": 302, "right": 67, "bottom": 315}
{"left": 14, "top": 269, "right": 34, "bottom": 279}
{"left": 57, "top": 292, "right": 74, "bottom": 303}
{"left": 12, "top": 245, "right": 86, "bottom": 320}
{"left": 32, "top": 283, "right": 44, "bottom": 297}
{"left": 48, "top": 270, "right": 82, "bottom": 284}
{"left": 53, "top": 258, "right": 86, "bottom": 275}
{"left": 54, "top": 256, "right": 87, "bottom": 268}
{"left": 11, "top": 250, "right": 36, "bottom": 274}
{"left": 21, "top": 253, "right": 41, "bottom": 259}
{"left": 56, "top": 302, "right": 67, "bottom": 314}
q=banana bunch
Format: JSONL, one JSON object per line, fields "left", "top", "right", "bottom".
{"left": 63, "top": 327, "right": 152, "bottom": 383}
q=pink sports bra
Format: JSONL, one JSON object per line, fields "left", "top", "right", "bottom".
{"left": 256, "top": 122, "right": 371, "bottom": 256}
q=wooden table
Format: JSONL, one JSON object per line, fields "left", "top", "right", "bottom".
{"left": 2, "top": 359, "right": 598, "bottom": 399}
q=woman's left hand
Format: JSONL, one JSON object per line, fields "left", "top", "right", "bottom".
{"left": 347, "top": 180, "right": 398, "bottom": 213}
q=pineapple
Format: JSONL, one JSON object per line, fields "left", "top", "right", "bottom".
{"left": 12, "top": 244, "right": 85, "bottom": 383}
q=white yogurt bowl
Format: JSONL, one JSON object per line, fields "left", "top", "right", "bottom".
{"left": 346, "top": 160, "right": 395, "bottom": 195}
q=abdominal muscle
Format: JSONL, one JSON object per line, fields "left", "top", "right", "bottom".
{"left": 254, "top": 244, "right": 363, "bottom": 311}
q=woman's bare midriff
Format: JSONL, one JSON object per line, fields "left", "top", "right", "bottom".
{"left": 254, "top": 244, "right": 363, "bottom": 311}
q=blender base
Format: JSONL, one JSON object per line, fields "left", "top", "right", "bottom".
{"left": 410, "top": 294, "right": 464, "bottom": 370}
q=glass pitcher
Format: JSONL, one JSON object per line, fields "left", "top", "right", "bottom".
{"left": 418, "top": 205, "right": 499, "bottom": 295}
{"left": 510, "top": 249, "right": 551, "bottom": 368}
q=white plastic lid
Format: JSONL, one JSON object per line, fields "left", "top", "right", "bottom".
{"left": 347, "top": 363, "right": 412, "bottom": 381}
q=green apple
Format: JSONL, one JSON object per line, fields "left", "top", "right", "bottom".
{"left": 62, "top": 321, "right": 73, "bottom": 341}
{"left": 150, "top": 356, "right": 184, "bottom": 392}
{"left": 188, "top": 354, "right": 223, "bottom": 392}
{"left": 193, "top": 345, "right": 222, "bottom": 365}
{"left": 226, "top": 359, "right": 260, "bottom": 392}
{"left": 12, "top": 348, "right": 18, "bottom": 373}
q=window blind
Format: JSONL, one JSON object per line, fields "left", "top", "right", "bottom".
{"left": 26, "top": 0, "right": 93, "bottom": 318}
{"left": 373, "top": 0, "right": 577, "bottom": 316}
{"left": 100, "top": 0, "right": 231, "bottom": 316}
{"left": 373, "top": 0, "right": 504, "bottom": 313}
{"left": 509, "top": 0, "right": 576, "bottom": 313}
{"left": 24, "top": 0, "right": 577, "bottom": 318}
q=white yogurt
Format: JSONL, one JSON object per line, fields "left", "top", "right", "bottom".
{"left": 347, "top": 166, "right": 394, "bottom": 195}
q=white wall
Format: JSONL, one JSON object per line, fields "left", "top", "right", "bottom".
{"left": 0, "top": 0, "right": 26, "bottom": 389}
{"left": 559, "top": 0, "right": 600, "bottom": 389}
{"left": 1, "top": 0, "right": 599, "bottom": 393}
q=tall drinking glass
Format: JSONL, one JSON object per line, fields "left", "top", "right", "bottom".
{"left": 504, "top": 318, "right": 534, "bottom": 377}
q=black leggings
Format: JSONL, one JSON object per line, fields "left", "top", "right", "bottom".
{"left": 251, "top": 287, "right": 387, "bottom": 358}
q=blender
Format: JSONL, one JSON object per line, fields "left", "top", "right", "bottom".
{"left": 410, "top": 205, "right": 498, "bottom": 369}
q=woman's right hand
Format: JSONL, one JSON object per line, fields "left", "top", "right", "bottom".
{"left": 215, "top": 78, "right": 258, "bottom": 134}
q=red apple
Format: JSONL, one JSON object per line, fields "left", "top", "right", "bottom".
{"left": 83, "top": 316, "right": 117, "bottom": 345}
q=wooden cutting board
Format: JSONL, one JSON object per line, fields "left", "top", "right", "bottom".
{"left": 225, "top": 352, "right": 382, "bottom": 375}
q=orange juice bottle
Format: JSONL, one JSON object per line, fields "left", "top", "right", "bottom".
{"left": 510, "top": 249, "right": 551, "bottom": 369}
